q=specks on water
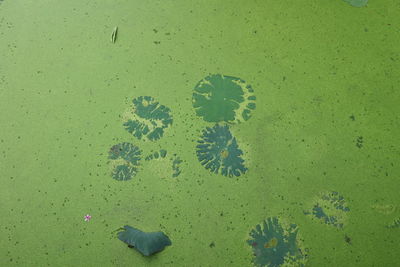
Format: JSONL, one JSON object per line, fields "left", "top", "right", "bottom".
{"left": 356, "top": 136, "right": 363, "bottom": 148}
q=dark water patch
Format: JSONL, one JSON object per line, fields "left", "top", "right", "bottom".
{"left": 247, "top": 217, "right": 307, "bottom": 267}
{"left": 196, "top": 124, "right": 247, "bottom": 177}
{"left": 192, "top": 74, "right": 256, "bottom": 123}
{"left": 108, "top": 142, "right": 141, "bottom": 181}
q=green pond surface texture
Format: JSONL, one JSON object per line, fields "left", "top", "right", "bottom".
{"left": 0, "top": 0, "right": 399, "bottom": 266}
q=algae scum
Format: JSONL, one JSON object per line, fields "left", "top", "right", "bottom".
{"left": 1, "top": 0, "right": 400, "bottom": 266}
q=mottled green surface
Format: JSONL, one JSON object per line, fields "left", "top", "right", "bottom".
{"left": 0, "top": 0, "right": 399, "bottom": 266}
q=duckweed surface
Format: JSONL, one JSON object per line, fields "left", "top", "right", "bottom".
{"left": 1, "top": 0, "right": 399, "bottom": 266}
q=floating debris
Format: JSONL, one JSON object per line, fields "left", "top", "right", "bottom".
{"left": 304, "top": 191, "right": 350, "bottom": 228}
{"left": 111, "top": 26, "right": 118, "bottom": 43}
{"left": 192, "top": 74, "right": 256, "bottom": 123}
{"left": 196, "top": 124, "right": 247, "bottom": 177}
{"left": 84, "top": 214, "right": 92, "bottom": 222}
{"left": 108, "top": 142, "right": 142, "bottom": 181}
{"left": 123, "top": 96, "right": 173, "bottom": 141}
{"left": 247, "top": 217, "right": 307, "bottom": 267}
{"left": 117, "top": 225, "right": 172, "bottom": 256}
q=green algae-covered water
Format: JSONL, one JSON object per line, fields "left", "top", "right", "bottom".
{"left": 1, "top": 0, "right": 399, "bottom": 266}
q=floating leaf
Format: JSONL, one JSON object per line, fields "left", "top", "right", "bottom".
{"left": 192, "top": 74, "right": 256, "bottom": 123}
{"left": 196, "top": 124, "right": 247, "bottom": 177}
{"left": 117, "top": 225, "right": 172, "bottom": 256}
{"left": 123, "top": 96, "right": 173, "bottom": 141}
{"left": 247, "top": 217, "right": 307, "bottom": 267}
{"left": 111, "top": 26, "right": 118, "bottom": 43}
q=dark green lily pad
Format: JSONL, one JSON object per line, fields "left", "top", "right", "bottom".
{"left": 192, "top": 74, "right": 256, "bottom": 123}
{"left": 117, "top": 225, "right": 172, "bottom": 256}
{"left": 247, "top": 217, "right": 307, "bottom": 267}
{"left": 108, "top": 142, "right": 142, "bottom": 181}
{"left": 304, "top": 191, "right": 350, "bottom": 228}
{"left": 196, "top": 124, "right": 247, "bottom": 177}
{"left": 123, "top": 96, "right": 173, "bottom": 141}
{"left": 343, "top": 0, "right": 368, "bottom": 7}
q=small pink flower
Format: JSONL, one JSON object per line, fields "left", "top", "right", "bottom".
{"left": 84, "top": 214, "right": 92, "bottom": 222}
